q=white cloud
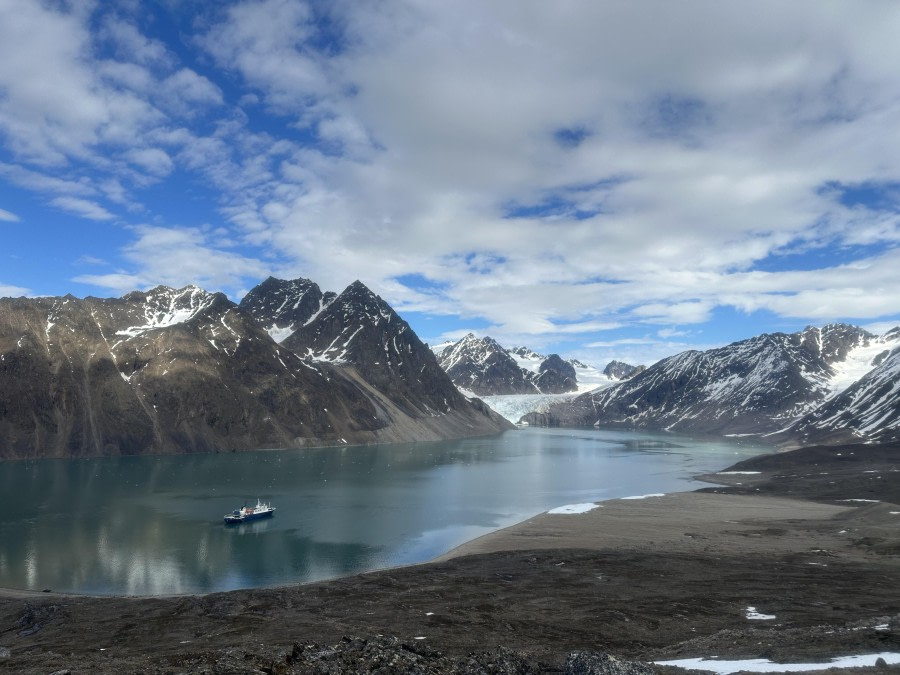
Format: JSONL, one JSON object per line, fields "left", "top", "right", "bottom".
{"left": 49, "top": 196, "right": 115, "bottom": 221}
{"left": 0, "top": 208, "right": 20, "bottom": 222}
{"left": 3, "top": 1, "right": 900, "bottom": 364}
{"left": 158, "top": 68, "right": 224, "bottom": 115}
{"left": 124, "top": 148, "right": 174, "bottom": 177}
{"left": 74, "top": 225, "right": 270, "bottom": 295}
{"left": 0, "top": 282, "right": 30, "bottom": 298}
{"left": 200, "top": 0, "right": 332, "bottom": 115}
{"left": 100, "top": 15, "right": 173, "bottom": 68}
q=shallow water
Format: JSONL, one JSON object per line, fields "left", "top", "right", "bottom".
{"left": 0, "top": 427, "right": 770, "bottom": 595}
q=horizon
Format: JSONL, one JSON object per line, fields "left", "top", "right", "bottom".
{"left": 2, "top": 1, "right": 900, "bottom": 368}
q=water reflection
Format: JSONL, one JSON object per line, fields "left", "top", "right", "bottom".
{"left": 0, "top": 428, "right": 770, "bottom": 595}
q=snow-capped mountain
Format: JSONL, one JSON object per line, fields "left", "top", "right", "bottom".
{"left": 774, "top": 328, "right": 900, "bottom": 445}
{"left": 522, "top": 323, "right": 900, "bottom": 445}
{"left": 435, "top": 334, "right": 639, "bottom": 398}
{"left": 437, "top": 334, "right": 539, "bottom": 395}
{"left": 603, "top": 360, "right": 643, "bottom": 380}
{"left": 282, "top": 281, "right": 483, "bottom": 420}
{"left": 436, "top": 334, "right": 578, "bottom": 395}
{"left": 238, "top": 276, "right": 335, "bottom": 343}
{"left": 0, "top": 280, "right": 510, "bottom": 460}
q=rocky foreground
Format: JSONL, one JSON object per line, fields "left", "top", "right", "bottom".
{"left": 0, "top": 443, "right": 898, "bottom": 674}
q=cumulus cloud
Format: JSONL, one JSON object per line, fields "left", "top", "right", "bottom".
{"left": 2, "top": 0, "right": 900, "bottom": 363}
{"left": 73, "top": 225, "right": 270, "bottom": 296}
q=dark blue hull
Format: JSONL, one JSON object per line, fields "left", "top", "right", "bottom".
{"left": 223, "top": 508, "right": 276, "bottom": 525}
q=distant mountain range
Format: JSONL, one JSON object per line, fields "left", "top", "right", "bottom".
{"left": 0, "top": 278, "right": 510, "bottom": 460}
{"left": 521, "top": 323, "right": 900, "bottom": 446}
{"left": 6, "top": 277, "right": 896, "bottom": 459}
{"left": 433, "top": 333, "right": 641, "bottom": 396}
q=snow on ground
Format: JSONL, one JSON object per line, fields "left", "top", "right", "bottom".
{"left": 620, "top": 493, "right": 665, "bottom": 500}
{"left": 510, "top": 351, "right": 620, "bottom": 394}
{"left": 510, "top": 351, "right": 544, "bottom": 374}
{"left": 548, "top": 503, "right": 601, "bottom": 515}
{"left": 745, "top": 606, "right": 776, "bottom": 620}
{"left": 573, "top": 363, "right": 620, "bottom": 393}
{"left": 654, "top": 652, "right": 900, "bottom": 674}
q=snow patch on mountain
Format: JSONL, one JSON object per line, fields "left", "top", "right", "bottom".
{"left": 267, "top": 325, "right": 295, "bottom": 343}
{"left": 572, "top": 362, "right": 620, "bottom": 393}
{"left": 826, "top": 329, "right": 900, "bottom": 395}
{"left": 116, "top": 286, "right": 214, "bottom": 338}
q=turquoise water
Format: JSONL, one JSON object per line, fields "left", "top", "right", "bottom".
{"left": 0, "top": 428, "right": 769, "bottom": 595}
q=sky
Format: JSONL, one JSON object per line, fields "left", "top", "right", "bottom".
{"left": 2, "top": 0, "right": 900, "bottom": 368}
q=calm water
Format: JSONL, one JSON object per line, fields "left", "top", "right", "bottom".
{"left": 0, "top": 428, "right": 770, "bottom": 595}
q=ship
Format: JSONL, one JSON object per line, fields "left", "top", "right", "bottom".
{"left": 224, "top": 499, "right": 276, "bottom": 524}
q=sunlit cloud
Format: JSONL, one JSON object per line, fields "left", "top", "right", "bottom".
{"left": 1, "top": 0, "right": 900, "bottom": 365}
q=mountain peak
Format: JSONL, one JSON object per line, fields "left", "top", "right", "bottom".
{"left": 437, "top": 335, "right": 578, "bottom": 395}
{"left": 239, "top": 276, "right": 333, "bottom": 343}
{"left": 523, "top": 322, "right": 900, "bottom": 444}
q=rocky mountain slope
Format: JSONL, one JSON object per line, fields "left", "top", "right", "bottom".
{"left": 435, "top": 334, "right": 636, "bottom": 396}
{"left": 281, "top": 281, "right": 483, "bottom": 421}
{"left": 0, "top": 280, "right": 509, "bottom": 460}
{"left": 237, "top": 276, "right": 335, "bottom": 343}
{"left": 522, "top": 323, "right": 900, "bottom": 445}
{"left": 776, "top": 328, "right": 900, "bottom": 446}
{"left": 603, "top": 360, "right": 644, "bottom": 380}
{"left": 436, "top": 334, "right": 543, "bottom": 395}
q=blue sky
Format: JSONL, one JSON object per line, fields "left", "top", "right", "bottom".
{"left": 2, "top": 0, "right": 900, "bottom": 367}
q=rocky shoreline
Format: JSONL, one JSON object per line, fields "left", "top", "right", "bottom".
{"left": 1, "top": 443, "right": 898, "bottom": 674}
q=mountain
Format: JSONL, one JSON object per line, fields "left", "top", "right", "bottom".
{"left": 281, "top": 281, "right": 481, "bottom": 419}
{"left": 237, "top": 276, "right": 335, "bottom": 343}
{"left": 436, "top": 334, "right": 537, "bottom": 395}
{"left": 534, "top": 354, "right": 578, "bottom": 393}
{"left": 773, "top": 328, "right": 900, "bottom": 446}
{"left": 0, "top": 282, "right": 510, "bottom": 460}
{"left": 603, "top": 360, "right": 642, "bottom": 380}
{"left": 435, "top": 334, "right": 578, "bottom": 395}
{"left": 522, "top": 323, "right": 900, "bottom": 444}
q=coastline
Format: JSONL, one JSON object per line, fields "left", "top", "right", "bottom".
{"left": 1, "top": 442, "right": 897, "bottom": 674}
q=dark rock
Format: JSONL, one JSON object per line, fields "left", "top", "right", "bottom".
{"left": 239, "top": 276, "right": 333, "bottom": 342}
{"left": 0, "top": 282, "right": 510, "bottom": 460}
{"left": 565, "top": 652, "right": 656, "bottom": 675}
{"left": 282, "top": 281, "right": 506, "bottom": 428}
{"left": 279, "top": 637, "right": 543, "bottom": 674}
{"left": 602, "top": 360, "right": 640, "bottom": 380}
{"left": 535, "top": 353, "right": 578, "bottom": 393}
